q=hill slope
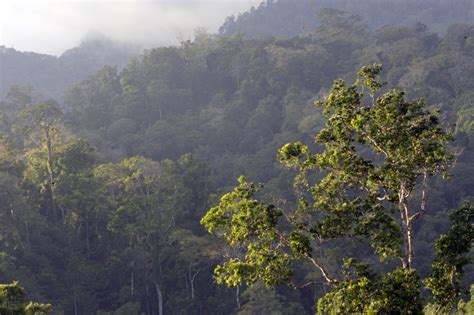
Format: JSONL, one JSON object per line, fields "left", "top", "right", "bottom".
{"left": 220, "top": 0, "right": 474, "bottom": 38}
{"left": 0, "top": 37, "right": 136, "bottom": 100}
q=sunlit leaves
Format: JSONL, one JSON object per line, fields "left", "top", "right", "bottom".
{"left": 201, "top": 176, "right": 294, "bottom": 287}
{"left": 318, "top": 265, "right": 423, "bottom": 314}
{"left": 0, "top": 281, "right": 52, "bottom": 314}
{"left": 203, "top": 64, "right": 455, "bottom": 313}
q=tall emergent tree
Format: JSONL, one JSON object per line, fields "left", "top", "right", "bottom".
{"left": 19, "top": 101, "right": 63, "bottom": 221}
{"left": 201, "top": 65, "right": 473, "bottom": 313}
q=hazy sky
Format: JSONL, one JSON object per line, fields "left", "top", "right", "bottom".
{"left": 0, "top": 0, "right": 261, "bottom": 56}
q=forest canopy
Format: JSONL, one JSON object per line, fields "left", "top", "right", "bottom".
{"left": 0, "top": 2, "right": 473, "bottom": 314}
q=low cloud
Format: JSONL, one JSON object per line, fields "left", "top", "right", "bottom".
{"left": 0, "top": 0, "right": 260, "bottom": 56}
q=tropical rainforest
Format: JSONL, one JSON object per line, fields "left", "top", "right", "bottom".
{"left": 0, "top": 1, "right": 474, "bottom": 314}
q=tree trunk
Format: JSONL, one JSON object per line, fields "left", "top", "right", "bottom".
{"left": 236, "top": 285, "right": 241, "bottom": 310}
{"left": 185, "top": 273, "right": 190, "bottom": 300}
{"left": 189, "top": 265, "right": 194, "bottom": 300}
{"left": 398, "top": 182, "right": 413, "bottom": 270}
{"left": 155, "top": 282, "right": 163, "bottom": 315}
{"left": 24, "top": 220, "right": 30, "bottom": 246}
{"left": 189, "top": 265, "right": 203, "bottom": 300}
{"left": 406, "top": 218, "right": 414, "bottom": 269}
{"left": 131, "top": 260, "right": 135, "bottom": 297}
{"left": 85, "top": 217, "right": 90, "bottom": 260}
{"left": 73, "top": 288, "right": 78, "bottom": 315}
{"left": 45, "top": 127, "right": 57, "bottom": 221}
{"left": 146, "top": 283, "right": 150, "bottom": 315}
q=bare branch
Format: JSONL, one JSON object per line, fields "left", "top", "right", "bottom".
{"left": 299, "top": 281, "right": 315, "bottom": 288}
{"left": 307, "top": 256, "right": 338, "bottom": 286}
{"left": 409, "top": 170, "right": 429, "bottom": 224}
{"left": 365, "top": 135, "right": 390, "bottom": 159}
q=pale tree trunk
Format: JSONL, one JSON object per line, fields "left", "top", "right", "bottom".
{"left": 156, "top": 256, "right": 164, "bottom": 315}
{"left": 155, "top": 282, "right": 163, "bottom": 315}
{"left": 236, "top": 285, "right": 240, "bottom": 310}
{"left": 398, "top": 181, "right": 413, "bottom": 270}
{"left": 190, "top": 273, "right": 195, "bottom": 300}
{"left": 73, "top": 288, "right": 78, "bottom": 315}
{"left": 85, "top": 217, "right": 90, "bottom": 260}
{"left": 146, "top": 284, "right": 150, "bottom": 315}
{"left": 406, "top": 218, "right": 414, "bottom": 269}
{"left": 188, "top": 265, "right": 203, "bottom": 300}
{"left": 400, "top": 173, "right": 429, "bottom": 270}
{"left": 44, "top": 127, "right": 58, "bottom": 222}
{"left": 131, "top": 260, "right": 135, "bottom": 297}
{"left": 59, "top": 205, "right": 65, "bottom": 225}
{"left": 24, "top": 220, "right": 30, "bottom": 246}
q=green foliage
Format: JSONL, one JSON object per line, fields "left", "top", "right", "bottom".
{"left": 425, "top": 202, "right": 474, "bottom": 312}
{"left": 317, "top": 264, "right": 423, "bottom": 314}
{"left": 201, "top": 176, "right": 292, "bottom": 287}
{"left": 1, "top": 9, "right": 474, "bottom": 313}
{"left": 0, "top": 38, "right": 134, "bottom": 100}
{"left": 455, "top": 285, "right": 474, "bottom": 314}
{"left": 203, "top": 64, "right": 458, "bottom": 313}
{"left": 356, "top": 63, "right": 384, "bottom": 94}
{"left": 219, "top": 0, "right": 474, "bottom": 39}
{"left": 0, "top": 281, "right": 52, "bottom": 314}
{"left": 238, "top": 283, "right": 284, "bottom": 315}
{"left": 280, "top": 64, "right": 451, "bottom": 267}
{"left": 109, "top": 302, "right": 142, "bottom": 315}
{"left": 456, "top": 104, "right": 474, "bottom": 145}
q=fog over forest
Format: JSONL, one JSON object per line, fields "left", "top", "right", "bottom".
{"left": 1, "top": 0, "right": 261, "bottom": 55}
{"left": 0, "top": 1, "right": 473, "bottom": 314}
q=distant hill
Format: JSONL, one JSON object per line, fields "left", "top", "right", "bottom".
{"left": 0, "top": 37, "right": 137, "bottom": 100}
{"left": 2, "top": 0, "right": 473, "bottom": 101}
{"left": 219, "top": 0, "right": 474, "bottom": 38}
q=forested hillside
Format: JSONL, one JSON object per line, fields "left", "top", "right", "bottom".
{"left": 0, "top": 36, "right": 136, "bottom": 100}
{"left": 0, "top": 3, "right": 473, "bottom": 315}
{"left": 220, "top": 0, "right": 474, "bottom": 37}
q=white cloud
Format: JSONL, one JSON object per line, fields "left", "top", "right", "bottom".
{"left": 0, "top": 0, "right": 260, "bottom": 55}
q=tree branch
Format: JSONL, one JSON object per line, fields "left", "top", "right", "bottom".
{"left": 365, "top": 135, "right": 390, "bottom": 159}
{"left": 306, "top": 256, "right": 338, "bottom": 286}
{"left": 409, "top": 170, "right": 428, "bottom": 224}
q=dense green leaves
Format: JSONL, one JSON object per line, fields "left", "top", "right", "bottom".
{"left": 425, "top": 203, "right": 474, "bottom": 312}
{"left": 1, "top": 7, "right": 474, "bottom": 313}
{"left": 201, "top": 177, "right": 292, "bottom": 287}
{"left": 0, "top": 282, "right": 52, "bottom": 314}
{"left": 318, "top": 264, "right": 423, "bottom": 314}
{"left": 202, "top": 64, "right": 464, "bottom": 313}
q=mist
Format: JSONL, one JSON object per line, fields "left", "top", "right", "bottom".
{"left": 0, "top": 0, "right": 261, "bottom": 56}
